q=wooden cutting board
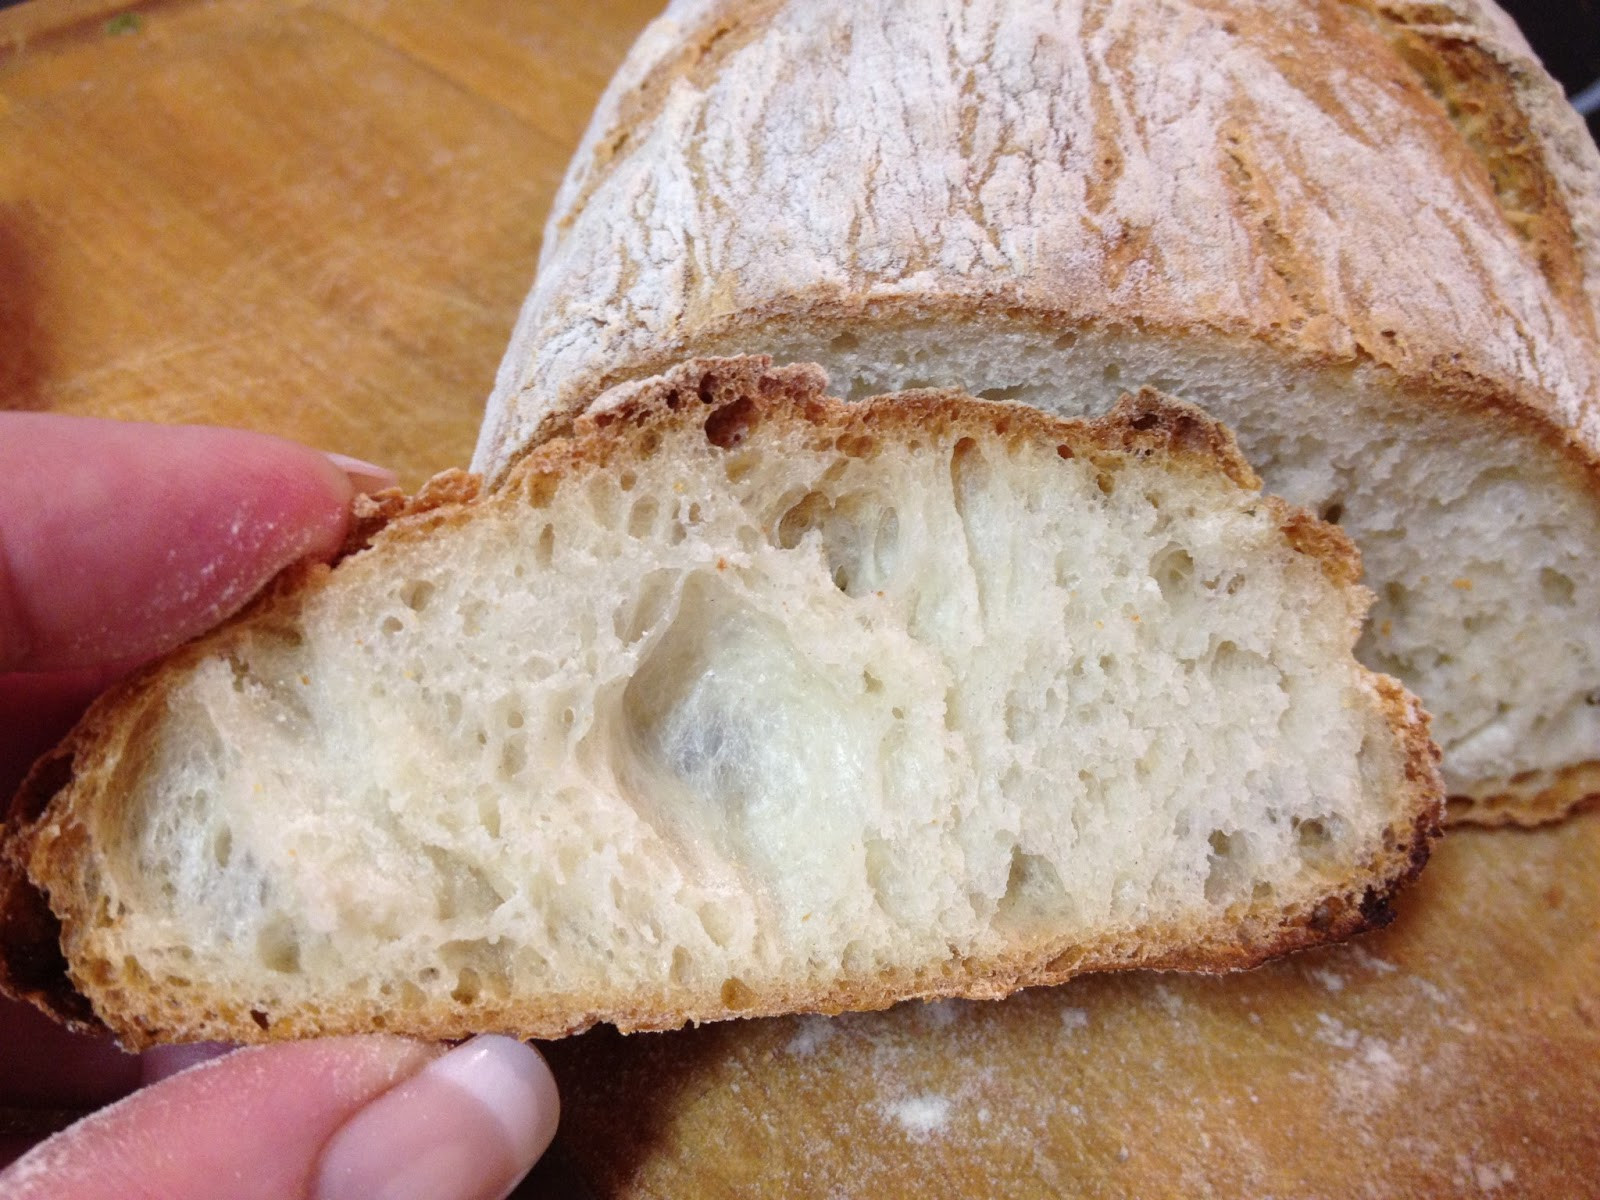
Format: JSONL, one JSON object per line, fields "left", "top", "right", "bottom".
{"left": 3, "top": 3, "right": 1598, "bottom": 1196}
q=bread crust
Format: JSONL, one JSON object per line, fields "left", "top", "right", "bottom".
{"left": 0, "top": 357, "right": 1443, "bottom": 1047}
{"left": 483, "top": 0, "right": 1600, "bottom": 468}
{"left": 475, "top": 0, "right": 1600, "bottom": 824}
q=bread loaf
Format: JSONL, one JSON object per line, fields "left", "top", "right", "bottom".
{"left": 480, "top": 0, "right": 1600, "bottom": 824}
{"left": 0, "top": 358, "right": 1438, "bottom": 1048}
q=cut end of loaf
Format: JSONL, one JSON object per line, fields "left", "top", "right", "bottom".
{"left": 1, "top": 358, "right": 1441, "bottom": 1048}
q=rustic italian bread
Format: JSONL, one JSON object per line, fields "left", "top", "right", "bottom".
{"left": 478, "top": 0, "right": 1600, "bottom": 824}
{"left": 0, "top": 359, "right": 1438, "bottom": 1049}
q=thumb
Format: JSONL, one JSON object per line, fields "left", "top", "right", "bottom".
{"left": 0, "top": 1035, "right": 559, "bottom": 1200}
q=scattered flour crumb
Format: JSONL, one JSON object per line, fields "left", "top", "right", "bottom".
{"left": 786, "top": 1016, "right": 838, "bottom": 1057}
{"left": 1344, "top": 946, "right": 1399, "bottom": 975}
{"left": 1308, "top": 967, "right": 1345, "bottom": 993}
{"left": 1152, "top": 984, "right": 1184, "bottom": 1016}
{"left": 882, "top": 1094, "right": 952, "bottom": 1140}
{"left": 1456, "top": 1155, "right": 1516, "bottom": 1192}
{"left": 920, "top": 999, "right": 961, "bottom": 1029}
{"left": 1314, "top": 1013, "right": 1361, "bottom": 1050}
{"left": 1060, "top": 1007, "right": 1089, "bottom": 1033}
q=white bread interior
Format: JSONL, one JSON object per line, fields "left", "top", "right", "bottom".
{"left": 477, "top": 0, "right": 1600, "bottom": 823}
{"left": 0, "top": 360, "right": 1438, "bottom": 1048}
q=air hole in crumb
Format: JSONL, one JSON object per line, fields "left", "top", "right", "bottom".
{"left": 1152, "top": 544, "right": 1195, "bottom": 601}
{"left": 978, "top": 385, "right": 1029, "bottom": 403}
{"left": 561, "top": 708, "right": 576, "bottom": 732}
{"left": 1057, "top": 444, "right": 1075, "bottom": 459}
{"left": 250, "top": 1010, "right": 270, "bottom": 1031}
{"left": 1102, "top": 362, "right": 1122, "bottom": 384}
{"left": 400, "top": 580, "right": 435, "bottom": 612}
{"left": 1204, "top": 830, "right": 1245, "bottom": 903}
{"left": 671, "top": 946, "right": 693, "bottom": 985}
{"left": 829, "top": 331, "right": 860, "bottom": 352}
{"left": 380, "top": 615, "right": 403, "bottom": 635}
{"left": 1095, "top": 471, "right": 1115, "bottom": 496}
{"left": 1296, "top": 818, "right": 1330, "bottom": 850}
{"left": 778, "top": 491, "right": 831, "bottom": 549}
{"left": 619, "top": 470, "right": 637, "bottom": 492}
{"left": 705, "top": 396, "right": 758, "bottom": 448}
{"left": 257, "top": 917, "right": 300, "bottom": 974}
{"left": 534, "top": 524, "right": 555, "bottom": 568}
{"left": 724, "top": 452, "right": 759, "bottom": 485}
{"left": 863, "top": 670, "right": 884, "bottom": 694}
{"left": 698, "top": 902, "right": 739, "bottom": 948}
{"left": 1320, "top": 500, "right": 1345, "bottom": 525}
{"left": 1053, "top": 331, "right": 1079, "bottom": 350}
{"left": 628, "top": 497, "right": 660, "bottom": 539}
{"left": 523, "top": 473, "right": 557, "bottom": 509}
{"left": 1383, "top": 581, "right": 1408, "bottom": 616}
{"left": 452, "top": 968, "right": 482, "bottom": 1004}
{"left": 212, "top": 827, "right": 232, "bottom": 868}
{"left": 1540, "top": 567, "right": 1576, "bottom": 607}
{"left": 507, "top": 708, "right": 525, "bottom": 729}
{"left": 836, "top": 432, "right": 877, "bottom": 458}
{"left": 1129, "top": 411, "right": 1160, "bottom": 432}
{"left": 720, "top": 977, "right": 756, "bottom": 1009}
{"left": 499, "top": 736, "right": 527, "bottom": 779}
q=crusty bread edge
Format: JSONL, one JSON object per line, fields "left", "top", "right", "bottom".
{"left": 0, "top": 356, "right": 1443, "bottom": 1047}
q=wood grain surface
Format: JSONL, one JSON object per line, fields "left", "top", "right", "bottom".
{"left": 3, "top": 3, "right": 1597, "bottom": 1197}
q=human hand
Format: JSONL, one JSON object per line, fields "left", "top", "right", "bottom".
{"left": 0, "top": 415, "right": 558, "bottom": 1199}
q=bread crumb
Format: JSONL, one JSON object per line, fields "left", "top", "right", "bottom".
{"left": 881, "top": 1095, "right": 951, "bottom": 1140}
{"left": 785, "top": 1016, "right": 837, "bottom": 1057}
{"left": 1308, "top": 967, "right": 1346, "bottom": 992}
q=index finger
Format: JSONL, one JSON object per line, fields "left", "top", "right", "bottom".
{"left": 0, "top": 415, "right": 392, "bottom": 675}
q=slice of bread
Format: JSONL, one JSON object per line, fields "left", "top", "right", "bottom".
{"left": 0, "top": 358, "right": 1440, "bottom": 1049}
{"left": 483, "top": 0, "right": 1600, "bottom": 824}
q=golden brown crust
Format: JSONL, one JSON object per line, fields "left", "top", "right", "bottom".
{"left": 1, "top": 357, "right": 1442, "bottom": 1048}
{"left": 1448, "top": 759, "right": 1600, "bottom": 827}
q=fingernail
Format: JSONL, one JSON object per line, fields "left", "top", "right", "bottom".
{"left": 314, "top": 1035, "right": 559, "bottom": 1200}
{"left": 324, "top": 451, "right": 400, "bottom": 496}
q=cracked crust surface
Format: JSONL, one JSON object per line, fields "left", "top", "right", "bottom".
{"left": 480, "top": 0, "right": 1600, "bottom": 470}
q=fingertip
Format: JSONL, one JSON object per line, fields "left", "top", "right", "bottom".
{"left": 0, "top": 1036, "right": 442, "bottom": 1200}
{"left": 0, "top": 416, "right": 400, "bottom": 673}
{"left": 314, "top": 1036, "right": 559, "bottom": 1200}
